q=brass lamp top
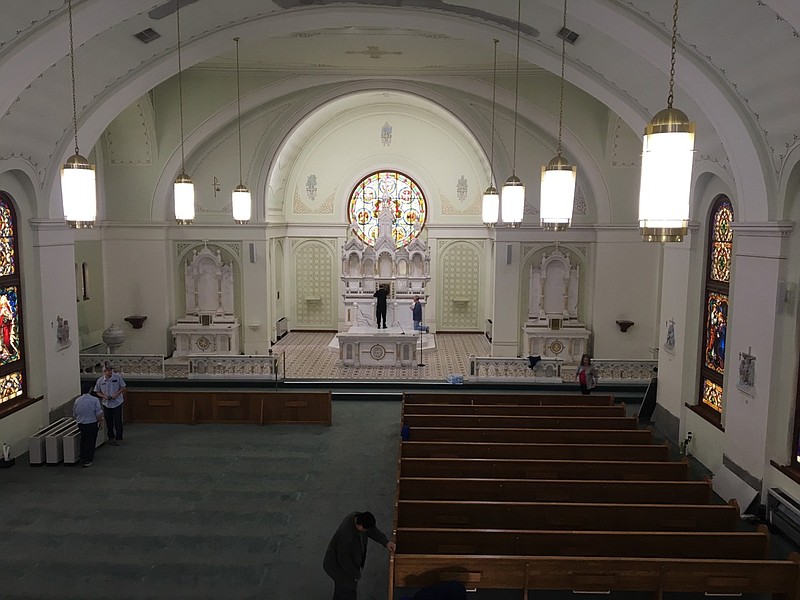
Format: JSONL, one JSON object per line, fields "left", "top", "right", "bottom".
{"left": 646, "top": 107, "right": 695, "bottom": 135}
{"left": 63, "top": 154, "right": 93, "bottom": 170}
{"left": 544, "top": 155, "right": 573, "bottom": 171}
{"left": 234, "top": 183, "right": 250, "bottom": 194}
{"left": 175, "top": 172, "right": 193, "bottom": 184}
{"left": 504, "top": 175, "right": 523, "bottom": 186}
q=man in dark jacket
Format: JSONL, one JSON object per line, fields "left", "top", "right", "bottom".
{"left": 323, "top": 511, "right": 396, "bottom": 600}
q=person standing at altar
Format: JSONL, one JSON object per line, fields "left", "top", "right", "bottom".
{"left": 373, "top": 284, "right": 389, "bottom": 329}
{"left": 95, "top": 363, "right": 127, "bottom": 445}
{"left": 411, "top": 296, "right": 429, "bottom": 333}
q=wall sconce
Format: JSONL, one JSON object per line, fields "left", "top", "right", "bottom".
{"left": 124, "top": 315, "right": 147, "bottom": 329}
{"left": 616, "top": 319, "right": 634, "bottom": 333}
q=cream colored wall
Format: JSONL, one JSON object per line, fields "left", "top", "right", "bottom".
{"left": 74, "top": 240, "right": 105, "bottom": 349}
{"left": 100, "top": 232, "right": 173, "bottom": 354}
{"left": 591, "top": 231, "right": 662, "bottom": 358}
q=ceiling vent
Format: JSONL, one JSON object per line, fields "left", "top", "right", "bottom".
{"left": 557, "top": 27, "right": 579, "bottom": 44}
{"left": 134, "top": 28, "right": 161, "bottom": 44}
{"left": 148, "top": 0, "right": 200, "bottom": 20}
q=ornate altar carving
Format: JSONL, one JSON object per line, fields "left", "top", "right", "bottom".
{"left": 170, "top": 244, "right": 240, "bottom": 357}
{"left": 523, "top": 247, "right": 590, "bottom": 363}
{"left": 340, "top": 202, "right": 431, "bottom": 331}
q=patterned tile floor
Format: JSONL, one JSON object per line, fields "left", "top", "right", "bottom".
{"left": 272, "top": 331, "right": 490, "bottom": 381}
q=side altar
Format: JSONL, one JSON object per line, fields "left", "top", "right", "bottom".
{"left": 523, "top": 247, "right": 590, "bottom": 363}
{"left": 171, "top": 244, "right": 240, "bottom": 357}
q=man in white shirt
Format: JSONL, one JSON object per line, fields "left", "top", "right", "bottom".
{"left": 95, "top": 363, "right": 127, "bottom": 445}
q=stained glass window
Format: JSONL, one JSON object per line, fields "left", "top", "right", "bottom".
{"left": 701, "top": 378, "right": 723, "bottom": 413}
{"left": 698, "top": 197, "right": 733, "bottom": 419}
{"left": 348, "top": 171, "right": 426, "bottom": 249}
{"left": 703, "top": 292, "right": 727, "bottom": 374}
{"left": 0, "top": 193, "right": 25, "bottom": 414}
{"left": 710, "top": 199, "right": 733, "bottom": 282}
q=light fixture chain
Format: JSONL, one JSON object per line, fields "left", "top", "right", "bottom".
{"left": 176, "top": 0, "right": 186, "bottom": 172}
{"left": 557, "top": 0, "right": 567, "bottom": 157}
{"left": 490, "top": 38, "right": 498, "bottom": 187}
{"left": 235, "top": 37, "right": 243, "bottom": 185}
{"left": 512, "top": 0, "right": 521, "bottom": 175}
{"left": 67, "top": 0, "right": 79, "bottom": 156}
{"left": 667, "top": 0, "right": 679, "bottom": 109}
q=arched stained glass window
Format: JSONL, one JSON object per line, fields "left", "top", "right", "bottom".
{"left": 0, "top": 193, "right": 26, "bottom": 417}
{"left": 697, "top": 196, "right": 733, "bottom": 421}
{"left": 348, "top": 171, "right": 426, "bottom": 249}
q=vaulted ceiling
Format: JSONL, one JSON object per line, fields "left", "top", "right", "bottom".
{"left": 1, "top": 1, "right": 798, "bottom": 220}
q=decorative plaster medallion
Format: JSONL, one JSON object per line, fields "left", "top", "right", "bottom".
{"left": 196, "top": 336, "right": 210, "bottom": 351}
{"left": 369, "top": 344, "right": 387, "bottom": 361}
{"left": 549, "top": 340, "right": 564, "bottom": 355}
{"left": 306, "top": 174, "right": 317, "bottom": 201}
{"left": 457, "top": 176, "right": 468, "bottom": 202}
{"left": 381, "top": 122, "right": 392, "bottom": 146}
{"left": 293, "top": 185, "right": 334, "bottom": 214}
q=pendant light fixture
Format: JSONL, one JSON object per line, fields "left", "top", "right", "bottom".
{"left": 482, "top": 39, "right": 500, "bottom": 226}
{"left": 501, "top": 0, "right": 525, "bottom": 226}
{"left": 231, "top": 37, "right": 251, "bottom": 224}
{"left": 638, "top": 0, "right": 694, "bottom": 242}
{"left": 60, "top": 0, "right": 96, "bottom": 229}
{"left": 173, "top": 0, "right": 194, "bottom": 224}
{"left": 540, "top": 0, "right": 576, "bottom": 231}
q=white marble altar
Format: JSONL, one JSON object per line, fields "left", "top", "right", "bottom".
{"left": 341, "top": 201, "right": 431, "bottom": 331}
{"left": 338, "top": 331, "right": 418, "bottom": 366}
{"left": 523, "top": 247, "right": 590, "bottom": 362}
{"left": 171, "top": 244, "right": 241, "bottom": 357}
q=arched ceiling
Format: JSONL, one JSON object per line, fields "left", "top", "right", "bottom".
{"left": 0, "top": 0, "right": 798, "bottom": 221}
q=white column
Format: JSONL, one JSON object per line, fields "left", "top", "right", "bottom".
{"left": 722, "top": 222, "right": 792, "bottom": 483}
{"left": 491, "top": 235, "right": 521, "bottom": 357}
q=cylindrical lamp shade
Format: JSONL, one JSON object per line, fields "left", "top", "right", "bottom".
{"left": 232, "top": 184, "right": 252, "bottom": 224}
{"left": 482, "top": 185, "right": 499, "bottom": 225}
{"left": 174, "top": 172, "right": 195, "bottom": 224}
{"left": 501, "top": 176, "right": 525, "bottom": 225}
{"left": 61, "top": 154, "right": 96, "bottom": 228}
{"left": 638, "top": 108, "right": 695, "bottom": 242}
{"left": 540, "top": 156, "right": 576, "bottom": 231}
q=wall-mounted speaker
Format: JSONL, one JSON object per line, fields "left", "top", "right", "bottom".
{"left": 506, "top": 244, "right": 513, "bottom": 265}
{"left": 249, "top": 243, "right": 256, "bottom": 263}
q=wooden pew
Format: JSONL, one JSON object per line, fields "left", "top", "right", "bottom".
{"left": 394, "top": 527, "right": 769, "bottom": 559}
{"left": 403, "top": 403, "right": 626, "bottom": 417}
{"left": 402, "top": 414, "right": 638, "bottom": 430}
{"left": 408, "top": 427, "right": 652, "bottom": 444}
{"left": 391, "top": 555, "right": 800, "bottom": 600}
{"left": 403, "top": 392, "right": 615, "bottom": 406}
{"left": 396, "top": 499, "right": 739, "bottom": 532}
{"left": 398, "top": 477, "right": 713, "bottom": 504}
{"left": 399, "top": 457, "right": 688, "bottom": 480}
{"left": 401, "top": 441, "right": 671, "bottom": 461}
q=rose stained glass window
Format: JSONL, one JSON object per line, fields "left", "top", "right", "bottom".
{"left": 348, "top": 171, "right": 426, "bottom": 249}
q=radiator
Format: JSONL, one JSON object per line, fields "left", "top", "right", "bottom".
{"left": 63, "top": 425, "right": 106, "bottom": 464}
{"left": 28, "top": 417, "right": 72, "bottom": 465}
{"left": 767, "top": 487, "right": 800, "bottom": 546}
{"left": 45, "top": 419, "right": 77, "bottom": 464}
{"left": 276, "top": 317, "right": 288, "bottom": 338}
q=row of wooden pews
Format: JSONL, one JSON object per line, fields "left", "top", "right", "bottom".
{"left": 389, "top": 392, "right": 800, "bottom": 599}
